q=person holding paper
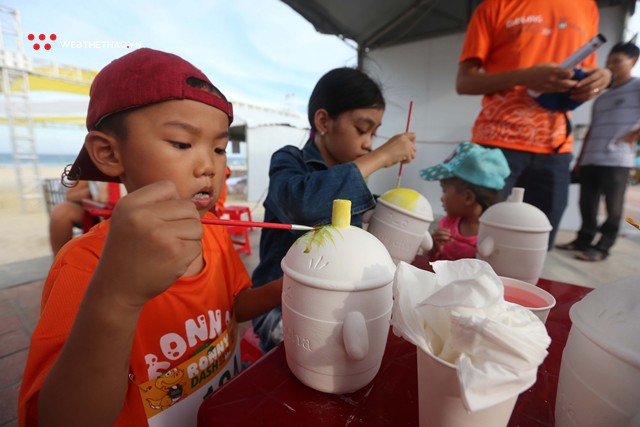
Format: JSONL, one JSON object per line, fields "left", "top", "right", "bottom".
{"left": 456, "top": 0, "right": 613, "bottom": 249}
{"left": 557, "top": 41, "right": 640, "bottom": 261}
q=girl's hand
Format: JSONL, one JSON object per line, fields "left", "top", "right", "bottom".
{"left": 375, "top": 132, "right": 417, "bottom": 168}
{"left": 91, "top": 180, "right": 203, "bottom": 311}
{"left": 432, "top": 228, "right": 452, "bottom": 250}
{"left": 429, "top": 228, "right": 451, "bottom": 260}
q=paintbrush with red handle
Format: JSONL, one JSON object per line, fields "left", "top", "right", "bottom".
{"left": 89, "top": 208, "right": 316, "bottom": 231}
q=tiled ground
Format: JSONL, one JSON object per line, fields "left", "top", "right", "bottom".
{"left": 0, "top": 279, "right": 43, "bottom": 427}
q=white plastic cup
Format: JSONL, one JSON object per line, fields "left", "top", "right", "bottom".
{"left": 500, "top": 276, "right": 556, "bottom": 323}
{"left": 416, "top": 348, "right": 517, "bottom": 427}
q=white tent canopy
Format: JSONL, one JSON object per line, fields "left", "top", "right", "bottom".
{"left": 229, "top": 101, "right": 309, "bottom": 202}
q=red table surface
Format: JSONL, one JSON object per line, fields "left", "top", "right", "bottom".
{"left": 198, "top": 278, "right": 592, "bottom": 427}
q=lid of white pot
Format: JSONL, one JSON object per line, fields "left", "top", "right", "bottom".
{"left": 282, "top": 200, "right": 396, "bottom": 291}
{"left": 377, "top": 187, "right": 434, "bottom": 221}
{"left": 479, "top": 187, "right": 552, "bottom": 232}
{"left": 569, "top": 276, "right": 640, "bottom": 367}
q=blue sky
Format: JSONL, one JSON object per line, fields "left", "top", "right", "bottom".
{"left": 4, "top": 1, "right": 640, "bottom": 155}
{"left": 1, "top": 0, "right": 357, "bottom": 154}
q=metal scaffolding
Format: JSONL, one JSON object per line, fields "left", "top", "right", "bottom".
{"left": 0, "top": 6, "right": 96, "bottom": 212}
{"left": 0, "top": 6, "right": 40, "bottom": 212}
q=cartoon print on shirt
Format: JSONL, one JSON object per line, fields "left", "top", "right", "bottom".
{"left": 145, "top": 367, "right": 188, "bottom": 411}
{"left": 145, "top": 309, "right": 231, "bottom": 378}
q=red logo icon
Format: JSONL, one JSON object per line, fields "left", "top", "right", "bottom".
{"left": 27, "top": 33, "right": 57, "bottom": 50}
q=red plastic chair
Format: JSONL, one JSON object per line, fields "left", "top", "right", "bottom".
{"left": 240, "top": 328, "right": 263, "bottom": 365}
{"left": 225, "top": 225, "right": 252, "bottom": 255}
{"left": 81, "top": 182, "right": 122, "bottom": 232}
{"left": 220, "top": 205, "right": 253, "bottom": 255}
{"left": 222, "top": 205, "right": 253, "bottom": 227}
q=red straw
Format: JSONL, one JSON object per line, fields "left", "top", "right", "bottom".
{"left": 396, "top": 100, "right": 414, "bottom": 188}
{"left": 88, "top": 208, "right": 315, "bottom": 231}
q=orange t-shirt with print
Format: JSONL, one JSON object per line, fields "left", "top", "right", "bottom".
{"left": 18, "top": 211, "right": 251, "bottom": 427}
{"left": 459, "top": 0, "right": 599, "bottom": 154}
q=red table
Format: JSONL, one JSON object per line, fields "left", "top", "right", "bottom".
{"left": 198, "top": 278, "right": 592, "bottom": 427}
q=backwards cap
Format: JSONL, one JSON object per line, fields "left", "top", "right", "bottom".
{"left": 66, "top": 48, "right": 233, "bottom": 183}
{"left": 419, "top": 142, "right": 510, "bottom": 190}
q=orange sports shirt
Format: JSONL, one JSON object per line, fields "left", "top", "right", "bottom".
{"left": 459, "top": 0, "right": 599, "bottom": 154}
{"left": 19, "top": 211, "right": 251, "bottom": 427}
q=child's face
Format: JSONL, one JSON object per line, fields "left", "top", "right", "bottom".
{"left": 439, "top": 180, "right": 468, "bottom": 217}
{"left": 116, "top": 99, "right": 229, "bottom": 216}
{"left": 321, "top": 107, "right": 383, "bottom": 166}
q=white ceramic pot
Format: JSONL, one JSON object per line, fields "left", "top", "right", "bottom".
{"left": 366, "top": 188, "right": 434, "bottom": 264}
{"left": 477, "top": 188, "right": 551, "bottom": 284}
{"left": 281, "top": 200, "right": 396, "bottom": 394}
{"left": 556, "top": 277, "right": 640, "bottom": 426}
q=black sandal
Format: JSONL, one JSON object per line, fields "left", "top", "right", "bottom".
{"left": 555, "top": 241, "right": 590, "bottom": 251}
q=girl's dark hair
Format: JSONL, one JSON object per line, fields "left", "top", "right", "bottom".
{"left": 446, "top": 177, "right": 503, "bottom": 212}
{"left": 307, "top": 67, "right": 385, "bottom": 131}
{"left": 610, "top": 41, "right": 640, "bottom": 59}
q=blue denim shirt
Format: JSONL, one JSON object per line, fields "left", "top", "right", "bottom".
{"left": 251, "top": 138, "right": 376, "bottom": 351}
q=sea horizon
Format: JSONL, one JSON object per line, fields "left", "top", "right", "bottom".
{"left": 0, "top": 151, "right": 248, "bottom": 168}
{"left": 0, "top": 152, "right": 76, "bottom": 167}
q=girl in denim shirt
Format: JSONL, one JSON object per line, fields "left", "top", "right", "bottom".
{"left": 251, "top": 67, "right": 417, "bottom": 352}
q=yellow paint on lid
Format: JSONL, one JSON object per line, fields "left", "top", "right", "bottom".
{"left": 332, "top": 199, "right": 351, "bottom": 228}
{"left": 380, "top": 188, "right": 420, "bottom": 212}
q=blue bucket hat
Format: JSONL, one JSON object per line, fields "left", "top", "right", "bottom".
{"left": 419, "top": 142, "right": 510, "bottom": 190}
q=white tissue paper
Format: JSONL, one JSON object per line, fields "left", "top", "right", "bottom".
{"left": 391, "top": 259, "right": 551, "bottom": 412}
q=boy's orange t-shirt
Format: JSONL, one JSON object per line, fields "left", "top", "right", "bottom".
{"left": 459, "top": 0, "right": 599, "bottom": 154}
{"left": 18, "top": 211, "right": 251, "bottom": 427}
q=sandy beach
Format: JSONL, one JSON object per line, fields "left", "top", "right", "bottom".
{"left": 0, "top": 164, "right": 261, "bottom": 267}
{"left": 0, "top": 165, "right": 69, "bottom": 265}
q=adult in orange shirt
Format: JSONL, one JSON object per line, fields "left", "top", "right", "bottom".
{"left": 456, "top": 0, "right": 612, "bottom": 249}
{"left": 19, "top": 49, "right": 282, "bottom": 427}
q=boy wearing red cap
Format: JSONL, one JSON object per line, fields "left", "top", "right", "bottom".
{"left": 18, "top": 48, "right": 282, "bottom": 427}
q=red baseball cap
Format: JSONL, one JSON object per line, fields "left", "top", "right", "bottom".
{"left": 66, "top": 48, "right": 234, "bottom": 183}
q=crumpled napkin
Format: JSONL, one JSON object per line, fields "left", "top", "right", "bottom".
{"left": 391, "top": 259, "right": 551, "bottom": 412}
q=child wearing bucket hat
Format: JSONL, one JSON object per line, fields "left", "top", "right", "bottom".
{"left": 420, "top": 142, "right": 510, "bottom": 261}
{"left": 19, "top": 48, "right": 283, "bottom": 427}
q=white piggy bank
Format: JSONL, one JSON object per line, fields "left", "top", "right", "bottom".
{"left": 281, "top": 200, "right": 396, "bottom": 394}
{"left": 365, "top": 188, "right": 434, "bottom": 264}
{"left": 477, "top": 188, "right": 551, "bottom": 284}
